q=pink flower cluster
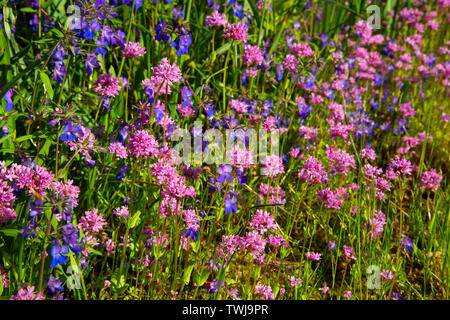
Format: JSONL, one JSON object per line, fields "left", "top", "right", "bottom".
{"left": 78, "top": 208, "right": 106, "bottom": 234}
{"left": 317, "top": 187, "right": 348, "bottom": 210}
{"left": 298, "top": 156, "right": 328, "bottom": 184}
{"left": 223, "top": 22, "right": 248, "bottom": 43}
{"left": 150, "top": 58, "right": 182, "bottom": 95}
{"left": 205, "top": 11, "right": 227, "bottom": 27}
{"left": 420, "top": 169, "right": 442, "bottom": 191}
{"left": 242, "top": 45, "right": 263, "bottom": 66}
{"left": 127, "top": 130, "right": 159, "bottom": 158}
{"left": 261, "top": 155, "right": 284, "bottom": 178}
{"left": 248, "top": 210, "right": 278, "bottom": 234}
{"left": 122, "top": 41, "right": 146, "bottom": 58}
{"left": 94, "top": 73, "right": 122, "bottom": 97}
{"left": 325, "top": 145, "right": 356, "bottom": 176}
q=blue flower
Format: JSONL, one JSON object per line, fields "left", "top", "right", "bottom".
{"left": 85, "top": 53, "right": 100, "bottom": 76}
{"left": 29, "top": 199, "right": 45, "bottom": 217}
{"left": 60, "top": 122, "right": 82, "bottom": 142}
{"left": 217, "top": 165, "right": 233, "bottom": 184}
{"left": 117, "top": 164, "right": 129, "bottom": 180}
{"left": 50, "top": 240, "right": 70, "bottom": 268}
{"left": 207, "top": 279, "right": 224, "bottom": 294}
{"left": 224, "top": 193, "right": 238, "bottom": 215}
{"left": 3, "top": 89, "right": 14, "bottom": 112}
{"left": 400, "top": 236, "right": 414, "bottom": 252}
{"left": 47, "top": 275, "right": 64, "bottom": 293}
{"left": 183, "top": 229, "right": 198, "bottom": 241}
{"left": 154, "top": 19, "right": 171, "bottom": 42}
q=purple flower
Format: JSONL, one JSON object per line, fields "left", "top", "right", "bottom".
{"left": 224, "top": 193, "right": 238, "bottom": 215}
{"left": 50, "top": 240, "right": 70, "bottom": 268}
{"left": 46, "top": 275, "right": 64, "bottom": 294}
{"left": 207, "top": 279, "right": 224, "bottom": 294}
{"left": 3, "top": 89, "right": 13, "bottom": 112}
{"left": 400, "top": 236, "right": 414, "bottom": 252}
{"left": 29, "top": 199, "right": 45, "bottom": 217}
{"left": 85, "top": 53, "right": 100, "bottom": 76}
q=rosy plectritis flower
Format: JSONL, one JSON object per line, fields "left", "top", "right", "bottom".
{"left": 122, "top": 41, "right": 146, "bottom": 58}
{"left": 94, "top": 73, "right": 122, "bottom": 97}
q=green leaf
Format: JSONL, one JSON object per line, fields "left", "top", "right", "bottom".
{"left": 214, "top": 42, "right": 231, "bottom": 56}
{"left": 40, "top": 71, "right": 54, "bottom": 100}
{"left": 19, "top": 8, "right": 38, "bottom": 13}
{"left": 183, "top": 264, "right": 195, "bottom": 285}
{"left": 15, "top": 135, "right": 34, "bottom": 143}
{"left": 0, "top": 228, "right": 20, "bottom": 237}
{"left": 127, "top": 210, "right": 141, "bottom": 229}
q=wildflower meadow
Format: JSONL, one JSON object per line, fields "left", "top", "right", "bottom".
{"left": 0, "top": 0, "right": 449, "bottom": 302}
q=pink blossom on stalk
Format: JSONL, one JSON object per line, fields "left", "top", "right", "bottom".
{"left": 366, "top": 210, "right": 386, "bottom": 239}
{"left": 109, "top": 142, "right": 128, "bottom": 159}
{"left": 289, "top": 42, "right": 314, "bottom": 57}
{"left": 122, "top": 41, "right": 146, "bottom": 58}
{"left": 344, "top": 290, "right": 353, "bottom": 299}
{"left": 420, "top": 169, "right": 442, "bottom": 191}
{"left": 242, "top": 45, "right": 263, "bottom": 66}
{"left": 113, "top": 206, "right": 129, "bottom": 220}
{"left": 216, "top": 234, "right": 243, "bottom": 263}
{"left": 254, "top": 284, "right": 275, "bottom": 300}
{"left": 287, "top": 275, "right": 303, "bottom": 287}
{"left": 249, "top": 210, "right": 277, "bottom": 234}
{"left": 183, "top": 209, "right": 200, "bottom": 231}
{"left": 0, "top": 265, "right": 9, "bottom": 288}
{"left": 317, "top": 187, "right": 347, "bottom": 210}
{"left": 380, "top": 270, "right": 394, "bottom": 280}
{"left": 78, "top": 208, "right": 106, "bottom": 234}
{"left": 243, "top": 231, "right": 267, "bottom": 254}
{"left": 343, "top": 245, "right": 356, "bottom": 260}
{"left": 325, "top": 145, "right": 356, "bottom": 176}
{"left": 298, "top": 126, "right": 318, "bottom": 140}
{"left": 261, "top": 155, "right": 284, "bottom": 178}
{"left": 10, "top": 286, "right": 44, "bottom": 300}
{"left": 226, "top": 144, "right": 255, "bottom": 169}
{"left": 268, "top": 234, "right": 288, "bottom": 248}
{"left": 94, "top": 73, "right": 122, "bottom": 97}
{"left": 127, "top": 130, "right": 159, "bottom": 158}
{"left": 306, "top": 252, "right": 322, "bottom": 261}
{"left": 361, "top": 147, "right": 377, "bottom": 160}
{"left": 229, "top": 99, "right": 248, "bottom": 113}
{"left": 282, "top": 54, "right": 299, "bottom": 75}
{"left": 205, "top": 11, "right": 227, "bottom": 27}
{"left": 0, "top": 180, "right": 16, "bottom": 223}
{"left": 150, "top": 58, "right": 182, "bottom": 95}
{"left": 298, "top": 156, "right": 328, "bottom": 184}
{"left": 223, "top": 22, "right": 248, "bottom": 43}
{"left": 104, "top": 239, "right": 115, "bottom": 255}
{"left": 51, "top": 179, "right": 80, "bottom": 208}
{"left": 385, "top": 156, "right": 413, "bottom": 179}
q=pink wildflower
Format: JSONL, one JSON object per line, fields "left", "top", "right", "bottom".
{"left": 420, "top": 169, "right": 442, "bottom": 191}
{"left": 205, "top": 11, "right": 228, "bottom": 27}
{"left": 128, "top": 130, "right": 159, "bottom": 158}
{"left": 261, "top": 155, "right": 284, "bottom": 178}
{"left": 223, "top": 22, "right": 248, "bottom": 43}
{"left": 249, "top": 210, "right": 277, "bottom": 234}
{"left": 78, "top": 208, "right": 106, "bottom": 234}
{"left": 109, "top": 142, "right": 128, "bottom": 159}
{"left": 122, "top": 41, "right": 146, "bottom": 58}
{"left": 94, "top": 73, "right": 122, "bottom": 97}
{"left": 242, "top": 45, "right": 263, "bottom": 66}
{"left": 151, "top": 58, "right": 182, "bottom": 95}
